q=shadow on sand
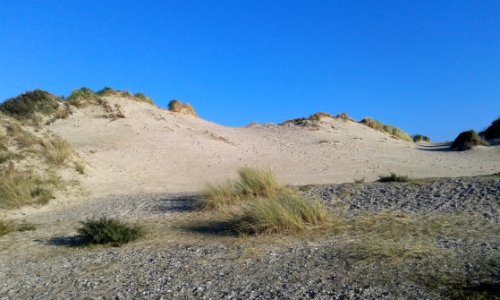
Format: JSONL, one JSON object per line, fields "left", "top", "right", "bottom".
{"left": 151, "top": 194, "right": 198, "bottom": 214}
{"left": 45, "top": 236, "right": 85, "bottom": 247}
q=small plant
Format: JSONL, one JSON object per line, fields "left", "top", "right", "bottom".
{"left": 74, "top": 161, "right": 85, "bottom": 174}
{"left": 479, "top": 117, "right": 500, "bottom": 140}
{"left": 451, "top": 130, "right": 489, "bottom": 151}
{"left": 0, "top": 90, "right": 60, "bottom": 119}
{"left": 309, "top": 112, "right": 333, "bottom": 121}
{"left": 77, "top": 217, "right": 144, "bottom": 246}
{"left": 168, "top": 100, "right": 197, "bottom": 116}
{"left": 95, "top": 87, "right": 114, "bottom": 96}
{"left": 360, "top": 118, "right": 412, "bottom": 142}
{"left": 67, "top": 87, "right": 103, "bottom": 108}
{"left": 134, "top": 93, "right": 154, "bottom": 105}
{"left": 16, "top": 222, "right": 37, "bottom": 232}
{"left": 360, "top": 118, "right": 384, "bottom": 131}
{"left": 336, "top": 112, "right": 350, "bottom": 121}
{"left": 413, "top": 134, "right": 430, "bottom": 142}
{"left": 378, "top": 173, "right": 409, "bottom": 182}
{"left": 0, "top": 219, "right": 15, "bottom": 236}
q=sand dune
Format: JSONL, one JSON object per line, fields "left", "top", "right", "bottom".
{"left": 46, "top": 95, "right": 500, "bottom": 198}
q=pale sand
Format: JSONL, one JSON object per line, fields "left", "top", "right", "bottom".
{"left": 40, "top": 95, "right": 499, "bottom": 200}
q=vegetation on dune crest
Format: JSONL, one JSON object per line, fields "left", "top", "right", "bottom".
{"left": 198, "top": 167, "right": 329, "bottom": 234}
{"left": 360, "top": 118, "right": 413, "bottom": 142}
{"left": 134, "top": 93, "right": 155, "bottom": 105}
{"left": 451, "top": 130, "right": 489, "bottom": 151}
{"left": 67, "top": 87, "right": 103, "bottom": 108}
{"left": 412, "top": 134, "right": 430, "bottom": 142}
{"left": 0, "top": 90, "right": 61, "bottom": 120}
{"left": 479, "top": 117, "right": 500, "bottom": 140}
{"left": 168, "top": 100, "right": 197, "bottom": 116}
{"left": 77, "top": 217, "right": 144, "bottom": 246}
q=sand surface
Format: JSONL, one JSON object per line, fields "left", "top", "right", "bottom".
{"left": 44, "top": 96, "right": 499, "bottom": 199}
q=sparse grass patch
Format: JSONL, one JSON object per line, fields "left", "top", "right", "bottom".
{"left": 74, "top": 161, "right": 85, "bottom": 174}
{"left": 0, "top": 219, "right": 15, "bottom": 236}
{"left": 40, "top": 136, "right": 73, "bottom": 166}
{"left": 336, "top": 112, "right": 350, "bottom": 121}
{"left": 67, "top": 87, "right": 103, "bottom": 108}
{"left": 360, "top": 118, "right": 384, "bottom": 131}
{"left": 0, "top": 169, "right": 60, "bottom": 208}
{"left": 378, "top": 173, "right": 409, "bottom": 182}
{"left": 134, "top": 93, "right": 155, "bottom": 105}
{"left": 77, "top": 217, "right": 144, "bottom": 246}
{"left": 309, "top": 112, "right": 333, "bottom": 121}
{"left": 451, "top": 130, "right": 489, "bottom": 151}
{"left": 360, "top": 118, "right": 412, "bottom": 141}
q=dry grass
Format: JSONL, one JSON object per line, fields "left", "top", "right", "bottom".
{"left": 451, "top": 130, "right": 489, "bottom": 151}
{"left": 168, "top": 100, "right": 197, "bottom": 117}
{"left": 0, "top": 219, "right": 15, "bottom": 236}
{"left": 40, "top": 136, "right": 74, "bottom": 166}
{"left": 67, "top": 88, "right": 104, "bottom": 108}
{"left": 0, "top": 169, "right": 61, "bottom": 208}
{"left": 74, "top": 161, "right": 86, "bottom": 174}
{"left": 360, "top": 117, "right": 384, "bottom": 131}
{"left": 134, "top": 93, "right": 155, "bottom": 105}
{"left": 360, "top": 118, "right": 413, "bottom": 141}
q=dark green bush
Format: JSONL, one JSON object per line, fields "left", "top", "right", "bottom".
{"left": 479, "top": 118, "right": 500, "bottom": 140}
{"left": 451, "top": 130, "right": 489, "bottom": 151}
{"left": 412, "top": 134, "right": 430, "bottom": 142}
{"left": 0, "top": 90, "right": 60, "bottom": 119}
{"left": 77, "top": 217, "right": 144, "bottom": 246}
{"left": 378, "top": 173, "right": 409, "bottom": 182}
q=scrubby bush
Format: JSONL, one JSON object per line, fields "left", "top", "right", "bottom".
{"left": 413, "top": 134, "right": 430, "bottom": 142}
{"left": 0, "top": 90, "right": 60, "bottom": 119}
{"left": 168, "top": 100, "right": 197, "bottom": 116}
{"left": 95, "top": 87, "right": 114, "bottom": 96}
{"left": 336, "top": 112, "right": 350, "bottom": 121}
{"left": 480, "top": 118, "right": 500, "bottom": 140}
{"left": 378, "top": 173, "right": 409, "bottom": 182}
{"left": 309, "top": 112, "right": 333, "bottom": 121}
{"left": 77, "top": 217, "right": 144, "bottom": 246}
{"left": 451, "top": 130, "right": 489, "bottom": 151}
{"left": 360, "top": 118, "right": 384, "bottom": 131}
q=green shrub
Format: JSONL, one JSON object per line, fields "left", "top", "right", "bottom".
{"left": 77, "top": 217, "right": 144, "bottom": 246}
{"left": 232, "top": 195, "right": 327, "bottom": 234}
{"left": 413, "top": 134, "right": 430, "bottom": 142}
{"left": 451, "top": 130, "right": 489, "bottom": 151}
{"left": 134, "top": 93, "right": 154, "bottom": 105}
{"left": 378, "top": 173, "right": 409, "bottom": 182}
{"left": 479, "top": 117, "right": 500, "bottom": 140}
{"left": 0, "top": 90, "right": 60, "bottom": 119}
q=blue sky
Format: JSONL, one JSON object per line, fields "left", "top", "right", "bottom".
{"left": 1, "top": 0, "right": 498, "bottom": 141}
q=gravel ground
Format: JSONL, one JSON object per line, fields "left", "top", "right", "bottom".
{"left": 1, "top": 175, "right": 499, "bottom": 299}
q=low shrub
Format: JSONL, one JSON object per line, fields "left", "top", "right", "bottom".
{"left": 479, "top": 117, "right": 500, "bottom": 140}
{"left": 0, "top": 90, "right": 60, "bottom": 119}
{"left": 413, "top": 134, "right": 430, "bottom": 142}
{"left": 451, "top": 130, "right": 489, "bottom": 151}
{"left": 378, "top": 173, "right": 409, "bottom": 182}
{"left": 233, "top": 195, "right": 328, "bottom": 234}
{"left": 77, "top": 217, "right": 144, "bottom": 246}
{"left": 168, "top": 100, "right": 197, "bottom": 116}
{"left": 336, "top": 112, "right": 350, "bottom": 121}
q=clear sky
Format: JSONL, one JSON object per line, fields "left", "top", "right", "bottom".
{"left": 1, "top": 1, "right": 498, "bottom": 141}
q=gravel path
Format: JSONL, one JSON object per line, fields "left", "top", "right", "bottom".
{"left": 1, "top": 175, "right": 499, "bottom": 299}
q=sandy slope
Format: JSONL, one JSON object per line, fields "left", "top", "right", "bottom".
{"left": 47, "top": 96, "right": 500, "bottom": 198}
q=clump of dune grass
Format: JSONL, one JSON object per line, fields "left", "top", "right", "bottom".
{"left": 233, "top": 195, "right": 328, "bottom": 234}
{"left": 412, "top": 134, "right": 430, "bottom": 142}
{"left": 378, "top": 173, "right": 409, "bottom": 182}
{"left": 0, "top": 220, "right": 15, "bottom": 236}
{"left": 74, "top": 161, "right": 85, "bottom": 174}
{"left": 40, "top": 136, "right": 73, "bottom": 166}
{"left": 309, "top": 112, "right": 333, "bottom": 121}
{"left": 168, "top": 100, "right": 197, "bottom": 116}
{"left": 5, "top": 122, "right": 39, "bottom": 148}
{"left": 336, "top": 112, "right": 350, "bottom": 121}
{"left": 199, "top": 167, "right": 290, "bottom": 209}
{"left": 480, "top": 117, "right": 500, "bottom": 140}
{"left": 77, "top": 217, "right": 144, "bottom": 246}
{"left": 451, "top": 130, "right": 489, "bottom": 151}
{"left": 0, "top": 169, "right": 60, "bottom": 208}
{"left": 67, "top": 87, "right": 104, "bottom": 108}
{"left": 134, "top": 93, "right": 155, "bottom": 105}
{"left": 360, "top": 118, "right": 413, "bottom": 141}
{"left": 0, "top": 90, "right": 61, "bottom": 120}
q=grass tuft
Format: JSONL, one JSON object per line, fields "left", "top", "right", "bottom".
{"left": 74, "top": 161, "right": 85, "bottom": 174}
{"left": 134, "top": 93, "right": 155, "bottom": 105}
{"left": 77, "top": 217, "right": 144, "bottom": 246}
{"left": 0, "top": 220, "right": 15, "bottom": 236}
{"left": 360, "top": 118, "right": 413, "bottom": 141}
{"left": 0, "top": 169, "right": 59, "bottom": 208}
{"left": 67, "top": 87, "right": 103, "bottom": 108}
{"left": 168, "top": 100, "right": 197, "bottom": 116}
{"left": 40, "top": 136, "right": 73, "bottom": 166}
{"left": 378, "top": 173, "right": 409, "bottom": 182}
{"left": 451, "top": 130, "right": 489, "bottom": 151}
